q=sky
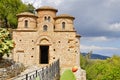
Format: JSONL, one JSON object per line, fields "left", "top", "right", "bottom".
{"left": 22, "top": 0, "right": 120, "bottom": 56}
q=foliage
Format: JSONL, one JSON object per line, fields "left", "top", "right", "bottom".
{"left": 80, "top": 53, "right": 88, "bottom": 69}
{"left": 80, "top": 54, "right": 120, "bottom": 80}
{"left": 0, "top": 28, "right": 14, "bottom": 59}
{"left": 0, "top": 0, "right": 35, "bottom": 28}
{"left": 60, "top": 69, "right": 76, "bottom": 80}
{"left": 35, "top": 76, "right": 41, "bottom": 80}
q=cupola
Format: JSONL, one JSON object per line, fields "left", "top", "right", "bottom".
{"left": 36, "top": 6, "right": 58, "bottom": 23}
{"left": 54, "top": 14, "right": 75, "bottom": 31}
{"left": 17, "top": 12, "right": 38, "bottom": 30}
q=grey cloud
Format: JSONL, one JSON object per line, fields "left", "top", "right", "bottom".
{"left": 54, "top": 0, "right": 120, "bottom": 38}
{"left": 30, "top": 0, "right": 120, "bottom": 38}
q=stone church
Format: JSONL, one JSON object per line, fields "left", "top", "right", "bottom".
{"left": 12, "top": 6, "right": 85, "bottom": 79}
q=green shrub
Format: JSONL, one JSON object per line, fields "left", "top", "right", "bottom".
{"left": 60, "top": 69, "right": 76, "bottom": 80}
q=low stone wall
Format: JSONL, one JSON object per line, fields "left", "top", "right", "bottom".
{"left": 0, "top": 59, "right": 25, "bottom": 80}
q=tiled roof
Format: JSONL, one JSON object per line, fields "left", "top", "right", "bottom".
{"left": 16, "top": 12, "right": 37, "bottom": 17}
{"left": 55, "top": 14, "right": 75, "bottom": 19}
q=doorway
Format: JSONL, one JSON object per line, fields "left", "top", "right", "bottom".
{"left": 40, "top": 46, "right": 49, "bottom": 64}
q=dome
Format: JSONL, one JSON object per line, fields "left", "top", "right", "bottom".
{"left": 36, "top": 6, "right": 58, "bottom": 12}
{"left": 54, "top": 14, "right": 75, "bottom": 19}
{"left": 16, "top": 12, "right": 38, "bottom": 18}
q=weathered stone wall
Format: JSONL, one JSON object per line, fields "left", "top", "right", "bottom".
{"left": 0, "top": 59, "right": 25, "bottom": 80}
{"left": 13, "top": 6, "right": 81, "bottom": 71}
{"left": 12, "top": 6, "right": 86, "bottom": 80}
{"left": 12, "top": 31, "right": 37, "bottom": 66}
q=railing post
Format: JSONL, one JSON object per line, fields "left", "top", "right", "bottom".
{"left": 26, "top": 74, "right": 28, "bottom": 80}
{"left": 36, "top": 70, "right": 37, "bottom": 77}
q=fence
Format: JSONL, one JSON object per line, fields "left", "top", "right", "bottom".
{"left": 12, "top": 59, "right": 60, "bottom": 80}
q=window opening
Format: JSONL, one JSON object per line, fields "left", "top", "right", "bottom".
{"left": 43, "top": 25, "right": 48, "bottom": 31}
{"left": 25, "top": 20, "right": 28, "bottom": 28}
{"left": 48, "top": 16, "right": 51, "bottom": 22}
{"left": 44, "top": 16, "right": 47, "bottom": 21}
{"left": 54, "top": 25, "right": 55, "bottom": 29}
{"left": 62, "top": 22, "right": 65, "bottom": 29}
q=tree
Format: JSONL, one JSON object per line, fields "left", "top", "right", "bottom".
{"left": 80, "top": 51, "right": 93, "bottom": 69}
{"left": 0, "top": 28, "right": 14, "bottom": 60}
{"left": 84, "top": 55, "right": 120, "bottom": 80}
{"left": 80, "top": 54, "right": 88, "bottom": 69}
{"left": 0, "top": 0, "right": 35, "bottom": 28}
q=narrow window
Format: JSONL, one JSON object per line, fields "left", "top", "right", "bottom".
{"left": 43, "top": 25, "right": 48, "bottom": 31}
{"left": 44, "top": 16, "right": 47, "bottom": 21}
{"left": 48, "top": 16, "right": 51, "bottom": 22}
{"left": 54, "top": 25, "right": 55, "bottom": 29}
{"left": 25, "top": 20, "right": 28, "bottom": 28}
{"left": 62, "top": 22, "right": 65, "bottom": 29}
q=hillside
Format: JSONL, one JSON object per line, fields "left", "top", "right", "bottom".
{"left": 81, "top": 53, "right": 110, "bottom": 60}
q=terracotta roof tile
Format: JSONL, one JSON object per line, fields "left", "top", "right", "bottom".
{"left": 55, "top": 14, "right": 75, "bottom": 19}
{"left": 16, "top": 12, "right": 37, "bottom": 17}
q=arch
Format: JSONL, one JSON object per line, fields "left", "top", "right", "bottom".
{"left": 40, "top": 39, "right": 49, "bottom": 45}
{"left": 36, "top": 36, "right": 52, "bottom": 45}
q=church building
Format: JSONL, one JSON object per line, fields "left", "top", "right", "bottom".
{"left": 12, "top": 6, "right": 81, "bottom": 71}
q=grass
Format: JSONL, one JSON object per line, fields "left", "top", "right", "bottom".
{"left": 35, "top": 76, "right": 40, "bottom": 80}
{"left": 35, "top": 69, "right": 76, "bottom": 80}
{"left": 60, "top": 69, "right": 76, "bottom": 80}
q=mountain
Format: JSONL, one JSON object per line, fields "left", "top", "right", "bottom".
{"left": 81, "top": 53, "right": 110, "bottom": 60}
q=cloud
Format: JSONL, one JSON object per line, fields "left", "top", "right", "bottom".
{"left": 80, "top": 44, "right": 120, "bottom": 56}
{"left": 108, "top": 23, "right": 120, "bottom": 32}
{"left": 81, "top": 45, "right": 119, "bottom": 51}
{"left": 45, "top": 0, "right": 63, "bottom": 6}
{"left": 105, "top": 0, "right": 120, "bottom": 7}
{"left": 53, "top": 0, "right": 120, "bottom": 38}
{"left": 21, "top": 0, "right": 63, "bottom": 8}
{"left": 82, "top": 36, "right": 109, "bottom": 42}
{"left": 22, "top": 0, "right": 42, "bottom": 8}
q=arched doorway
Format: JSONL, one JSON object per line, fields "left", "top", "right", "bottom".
{"left": 40, "top": 45, "right": 49, "bottom": 64}
{"left": 37, "top": 37, "right": 52, "bottom": 64}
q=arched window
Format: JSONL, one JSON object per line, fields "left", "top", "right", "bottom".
{"left": 48, "top": 16, "right": 51, "bottom": 22}
{"left": 44, "top": 16, "right": 47, "bottom": 21}
{"left": 25, "top": 20, "right": 28, "bottom": 28}
{"left": 43, "top": 25, "right": 48, "bottom": 31}
{"left": 62, "top": 22, "right": 65, "bottom": 29}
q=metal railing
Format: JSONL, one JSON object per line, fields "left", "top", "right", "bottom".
{"left": 12, "top": 59, "right": 60, "bottom": 80}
